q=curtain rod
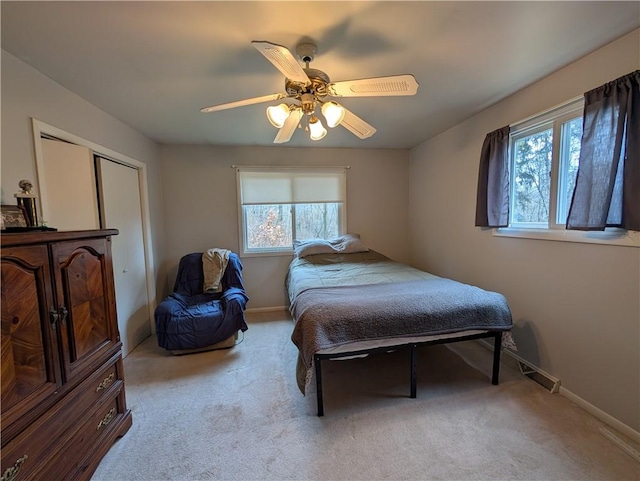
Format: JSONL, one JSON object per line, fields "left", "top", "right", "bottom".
{"left": 230, "top": 164, "right": 350, "bottom": 169}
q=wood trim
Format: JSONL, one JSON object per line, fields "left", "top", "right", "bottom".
{"left": 31, "top": 118, "right": 157, "bottom": 334}
{"left": 1, "top": 229, "right": 119, "bottom": 247}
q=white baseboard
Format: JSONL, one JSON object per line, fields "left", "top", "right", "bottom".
{"left": 478, "top": 339, "right": 640, "bottom": 444}
{"left": 559, "top": 386, "right": 640, "bottom": 444}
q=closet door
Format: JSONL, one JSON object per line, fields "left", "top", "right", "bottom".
{"left": 96, "top": 158, "right": 150, "bottom": 356}
{"left": 39, "top": 139, "right": 100, "bottom": 230}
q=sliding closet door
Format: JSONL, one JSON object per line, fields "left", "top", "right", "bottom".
{"left": 96, "top": 157, "right": 150, "bottom": 356}
{"left": 39, "top": 139, "right": 100, "bottom": 230}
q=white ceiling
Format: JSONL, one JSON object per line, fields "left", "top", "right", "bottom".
{"left": 2, "top": 1, "right": 639, "bottom": 149}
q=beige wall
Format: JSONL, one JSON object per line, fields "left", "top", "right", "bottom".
{"left": 408, "top": 30, "right": 640, "bottom": 431}
{"left": 1, "top": 50, "right": 169, "bottom": 301}
{"left": 159, "top": 145, "right": 410, "bottom": 308}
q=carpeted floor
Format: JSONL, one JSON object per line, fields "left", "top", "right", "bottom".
{"left": 92, "top": 311, "right": 639, "bottom": 481}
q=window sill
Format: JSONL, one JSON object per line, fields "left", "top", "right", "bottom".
{"left": 240, "top": 250, "right": 294, "bottom": 258}
{"left": 493, "top": 227, "right": 640, "bottom": 247}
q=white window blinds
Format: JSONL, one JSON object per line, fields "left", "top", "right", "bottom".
{"left": 237, "top": 167, "right": 346, "bottom": 205}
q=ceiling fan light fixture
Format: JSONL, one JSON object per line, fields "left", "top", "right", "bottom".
{"left": 308, "top": 116, "right": 327, "bottom": 141}
{"left": 266, "top": 103, "right": 291, "bottom": 128}
{"left": 321, "top": 101, "right": 345, "bottom": 128}
{"left": 202, "top": 40, "right": 419, "bottom": 144}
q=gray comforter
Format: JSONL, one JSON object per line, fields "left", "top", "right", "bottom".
{"left": 287, "top": 251, "right": 513, "bottom": 393}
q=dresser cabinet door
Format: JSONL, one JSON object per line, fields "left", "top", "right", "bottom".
{"left": 51, "top": 237, "right": 120, "bottom": 383}
{"left": 1, "top": 245, "right": 62, "bottom": 431}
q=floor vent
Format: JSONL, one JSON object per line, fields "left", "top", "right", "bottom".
{"left": 478, "top": 339, "right": 561, "bottom": 393}
{"left": 517, "top": 359, "right": 561, "bottom": 393}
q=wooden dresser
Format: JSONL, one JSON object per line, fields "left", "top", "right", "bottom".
{"left": 1, "top": 229, "right": 132, "bottom": 481}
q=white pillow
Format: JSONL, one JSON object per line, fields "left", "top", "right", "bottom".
{"left": 294, "top": 234, "right": 369, "bottom": 258}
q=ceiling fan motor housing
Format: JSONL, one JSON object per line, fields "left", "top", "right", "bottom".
{"left": 285, "top": 69, "right": 330, "bottom": 101}
{"left": 284, "top": 42, "right": 330, "bottom": 107}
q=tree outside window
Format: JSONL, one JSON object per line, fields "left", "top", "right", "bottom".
{"left": 509, "top": 99, "right": 583, "bottom": 229}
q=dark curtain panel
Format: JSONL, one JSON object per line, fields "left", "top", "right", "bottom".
{"left": 475, "top": 125, "right": 510, "bottom": 227}
{"left": 567, "top": 70, "right": 640, "bottom": 231}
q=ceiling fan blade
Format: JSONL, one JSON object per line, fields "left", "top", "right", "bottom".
{"left": 274, "top": 109, "right": 303, "bottom": 144}
{"left": 252, "top": 41, "right": 310, "bottom": 85}
{"left": 328, "top": 74, "right": 419, "bottom": 97}
{"left": 200, "top": 93, "right": 288, "bottom": 113}
{"left": 340, "top": 108, "right": 377, "bottom": 139}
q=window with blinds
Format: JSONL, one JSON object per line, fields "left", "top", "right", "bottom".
{"left": 236, "top": 167, "right": 347, "bottom": 255}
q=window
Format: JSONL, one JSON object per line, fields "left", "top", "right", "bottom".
{"left": 509, "top": 98, "right": 583, "bottom": 230}
{"left": 237, "top": 167, "right": 346, "bottom": 255}
{"left": 488, "top": 72, "right": 640, "bottom": 246}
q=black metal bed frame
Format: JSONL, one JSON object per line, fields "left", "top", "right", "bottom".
{"left": 313, "top": 331, "right": 503, "bottom": 416}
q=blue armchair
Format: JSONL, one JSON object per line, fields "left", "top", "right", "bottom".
{"left": 155, "top": 252, "right": 249, "bottom": 352}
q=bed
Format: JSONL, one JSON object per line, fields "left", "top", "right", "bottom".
{"left": 286, "top": 236, "right": 513, "bottom": 416}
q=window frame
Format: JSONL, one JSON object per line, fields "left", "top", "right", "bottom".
{"left": 495, "top": 97, "right": 639, "bottom": 247}
{"left": 236, "top": 166, "right": 347, "bottom": 257}
{"left": 507, "top": 98, "right": 583, "bottom": 230}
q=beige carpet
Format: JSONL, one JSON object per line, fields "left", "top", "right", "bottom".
{"left": 92, "top": 311, "right": 639, "bottom": 481}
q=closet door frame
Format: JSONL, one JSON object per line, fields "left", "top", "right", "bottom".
{"left": 31, "top": 118, "right": 157, "bottom": 335}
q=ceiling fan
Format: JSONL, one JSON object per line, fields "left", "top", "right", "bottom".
{"left": 200, "top": 41, "right": 419, "bottom": 143}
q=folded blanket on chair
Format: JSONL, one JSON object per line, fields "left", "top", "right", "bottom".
{"left": 202, "top": 248, "right": 230, "bottom": 293}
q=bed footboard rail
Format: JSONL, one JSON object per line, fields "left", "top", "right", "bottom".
{"left": 313, "top": 331, "right": 504, "bottom": 417}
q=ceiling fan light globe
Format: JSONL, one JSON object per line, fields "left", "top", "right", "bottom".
{"left": 266, "top": 104, "right": 290, "bottom": 128}
{"left": 321, "top": 102, "right": 345, "bottom": 128}
{"left": 308, "top": 117, "right": 327, "bottom": 141}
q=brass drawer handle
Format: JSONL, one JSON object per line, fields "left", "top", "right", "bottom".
{"left": 96, "top": 408, "right": 117, "bottom": 431}
{"left": 1, "top": 455, "right": 28, "bottom": 481}
{"left": 95, "top": 373, "right": 115, "bottom": 392}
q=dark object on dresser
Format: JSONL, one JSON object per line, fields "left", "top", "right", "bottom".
{"left": 155, "top": 252, "right": 249, "bottom": 353}
{"left": 1, "top": 229, "right": 132, "bottom": 480}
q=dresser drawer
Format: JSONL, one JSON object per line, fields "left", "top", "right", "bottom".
{"left": 34, "top": 389, "right": 128, "bottom": 481}
{"left": 71, "top": 354, "right": 124, "bottom": 415}
{"left": 0, "top": 356, "right": 124, "bottom": 480}
{"left": 7, "top": 387, "right": 127, "bottom": 481}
